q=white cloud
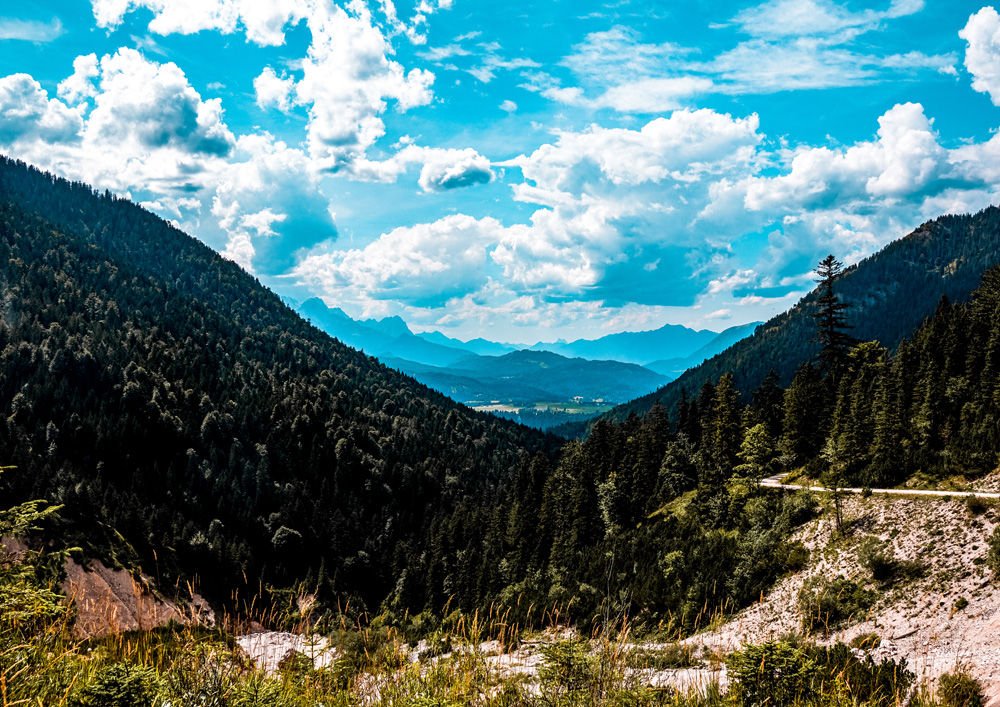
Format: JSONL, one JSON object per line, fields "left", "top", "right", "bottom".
{"left": 0, "top": 17, "right": 65, "bottom": 42}
{"left": 0, "top": 51, "right": 334, "bottom": 276}
{"left": 58, "top": 54, "right": 100, "bottom": 104}
{"left": 742, "top": 102, "right": 948, "bottom": 213}
{"left": 348, "top": 144, "right": 494, "bottom": 192}
{"left": 545, "top": 77, "right": 714, "bottom": 113}
{"left": 547, "top": 8, "right": 952, "bottom": 111}
{"left": 293, "top": 214, "right": 501, "bottom": 306}
{"left": 467, "top": 44, "right": 539, "bottom": 84}
{"left": 499, "top": 99, "right": 517, "bottom": 113}
{"left": 0, "top": 74, "right": 83, "bottom": 144}
{"left": 960, "top": 6, "right": 1000, "bottom": 105}
{"left": 729, "top": 0, "right": 923, "bottom": 41}
{"left": 507, "top": 109, "right": 761, "bottom": 192}
{"left": 91, "top": 0, "right": 310, "bottom": 46}
{"left": 416, "top": 147, "right": 493, "bottom": 191}
{"left": 295, "top": 2, "right": 434, "bottom": 168}
{"left": 96, "top": 1, "right": 439, "bottom": 170}
{"left": 253, "top": 66, "right": 294, "bottom": 113}
{"left": 87, "top": 48, "right": 234, "bottom": 156}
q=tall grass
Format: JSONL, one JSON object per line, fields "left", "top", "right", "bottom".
{"left": 0, "top": 547, "right": 953, "bottom": 707}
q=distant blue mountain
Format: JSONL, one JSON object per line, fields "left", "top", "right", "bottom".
{"left": 528, "top": 323, "right": 718, "bottom": 365}
{"left": 644, "top": 321, "right": 762, "bottom": 377}
{"left": 298, "top": 298, "right": 470, "bottom": 367}
{"left": 416, "top": 330, "right": 519, "bottom": 357}
{"left": 383, "top": 349, "right": 670, "bottom": 406}
{"left": 298, "top": 298, "right": 759, "bottom": 426}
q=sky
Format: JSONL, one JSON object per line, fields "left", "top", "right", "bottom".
{"left": 2, "top": 0, "right": 1000, "bottom": 343}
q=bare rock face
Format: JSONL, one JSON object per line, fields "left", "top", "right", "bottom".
{"left": 236, "top": 632, "right": 338, "bottom": 673}
{"left": 62, "top": 558, "right": 214, "bottom": 639}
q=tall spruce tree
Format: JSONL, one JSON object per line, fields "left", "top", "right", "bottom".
{"left": 812, "top": 255, "right": 857, "bottom": 378}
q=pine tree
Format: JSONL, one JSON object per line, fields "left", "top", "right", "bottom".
{"left": 812, "top": 255, "right": 857, "bottom": 379}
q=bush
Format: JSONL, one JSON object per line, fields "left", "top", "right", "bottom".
{"left": 812, "top": 642, "right": 912, "bottom": 707}
{"left": 798, "top": 576, "right": 877, "bottom": 632}
{"left": 727, "top": 641, "right": 818, "bottom": 707}
{"left": 988, "top": 527, "right": 1000, "bottom": 577}
{"left": 538, "top": 639, "right": 594, "bottom": 689}
{"left": 850, "top": 632, "right": 881, "bottom": 650}
{"left": 966, "top": 495, "right": 990, "bottom": 515}
{"left": 69, "top": 664, "right": 162, "bottom": 707}
{"left": 939, "top": 666, "right": 984, "bottom": 707}
{"left": 728, "top": 639, "right": 912, "bottom": 707}
{"left": 624, "top": 644, "right": 694, "bottom": 670}
{"left": 857, "top": 536, "right": 897, "bottom": 581}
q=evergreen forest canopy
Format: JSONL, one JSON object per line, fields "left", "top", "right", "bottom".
{"left": 3, "top": 156, "right": 1000, "bottom": 634}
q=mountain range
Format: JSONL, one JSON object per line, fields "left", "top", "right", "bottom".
{"left": 296, "top": 296, "right": 759, "bottom": 422}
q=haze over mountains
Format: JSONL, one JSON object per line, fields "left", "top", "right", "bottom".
{"left": 296, "top": 295, "right": 760, "bottom": 427}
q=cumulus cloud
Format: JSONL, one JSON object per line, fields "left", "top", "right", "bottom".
{"left": 96, "top": 0, "right": 441, "bottom": 171}
{"left": 707, "top": 101, "right": 997, "bottom": 288}
{"left": 349, "top": 144, "right": 494, "bottom": 192}
{"left": 253, "top": 67, "right": 295, "bottom": 113}
{"left": 211, "top": 132, "right": 334, "bottom": 274}
{"left": 416, "top": 148, "right": 493, "bottom": 191}
{"left": 0, "top": 50, "right": 333, "bottom": 276}
{"left": 91, "top": 0, "right": 310, "bottom": 46}
{"left": 960, "top": 6, "right": 1000, "bottom": 105}
{"left": 295, "top": 110, "right": 767, "bottom": 314}
{"left": 508, "top": 109, "right": 761, "bottom": 192}
{"left": 0, "top": 74, "right": 83, "bottom": 143}
{"left": 293, "top": 214, "right": 501, "bottom": 307}
{"left": 293, "top": 94, "right": 1000, "bottom": 337}
{"left": 292, "top": 2, "right": 434, "bottom": 168}
{"left": 57, "top": 54, "right": 100, "bottom": 104}
{"left": 87, "top": 48, "right": 234, "bottom": 156}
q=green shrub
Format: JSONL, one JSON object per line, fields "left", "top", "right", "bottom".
{"left": 538, "top": 639, "right": 594, "bottom": 689}
{"left": 69, "top": 663, "right": 162, "bottom": 707}
{"left": 624, "top": 643, "right": 694, "bottom": 670}
{"left": 857, "top": 535, "right": 896, "bottom": 581}
{"left": 954, "top": 597, "right": 969, "bottom": 611}
{"left": 727, "top": 641, "right": 818, "bottom": 707}
{"left": 966, "top": 495, "right": 990, "bottom": 515}
{"left": 229, "top": 673, "right": 301, "bottom": 707}
{"left": 812, "top": 642, "right": 912, "bottom": 707}
{"left": 850, "top": 632, "right": 881, "bottom": 650}
{"left": 987, "top": 527, "right": 1000, "bottom": 577}
{"left": 798, "top": 576, "right": 877, "bottom": 632}
{"left": 939, "top": 666, "right": 984, "bottom": 707}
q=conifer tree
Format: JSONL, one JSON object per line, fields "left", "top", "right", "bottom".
{"left": 812, "top": 255, "right": 857, "bottom": 380}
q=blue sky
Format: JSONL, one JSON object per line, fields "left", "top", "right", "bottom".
{"left": 2, "top": 0, "right": 1000, "bottom": 343}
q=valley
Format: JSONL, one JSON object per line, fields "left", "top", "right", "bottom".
{"left": 297, "top": 296, "right": 757, "bottom": 430}
{"left": 5, "top": 158, "right": 1000, "bottom": 705}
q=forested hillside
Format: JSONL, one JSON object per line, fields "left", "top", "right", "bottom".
{"left": 437, "top": 261, "right": 1000, "bottom": 632}
{"left": 6, "top": 155, "right": 1000, "bottom": 637}
{"left": 568, "top": 209, "right": 1000, "bottom": 432}
{"left": 0, "top": 157, "right": 558, "bottom": 611}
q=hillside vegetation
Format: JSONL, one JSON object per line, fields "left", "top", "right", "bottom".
{"left": 0, "top": 156, "right": 557, "bottom": 612}
{"left": 5, "top": 158, "right": 1000, "bottom": 707}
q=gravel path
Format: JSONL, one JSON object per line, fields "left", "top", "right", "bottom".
{"left": 760, "top": 473, "right": 1000, "bottom": 498}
